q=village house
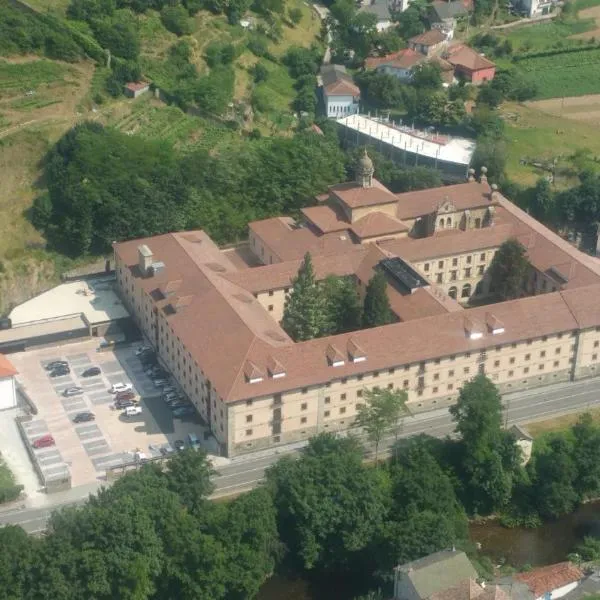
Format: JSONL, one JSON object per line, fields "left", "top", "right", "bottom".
{"left": 319, "top": 64, "right": 361, "bottom": 118}
{"left": 123, "top": 81, "right": 150, "bottom": 99}
{"left": 365, "top": 49, "right": 454, "bottom": 84}
{"left": 428, "top": 0, "right": 470, "bottom": 38}
{"left": 445, "top": 44, "right": 496, "bottom": 84}
{"left": 114, "top": 152, "right": 600, "bottom": 457}
{"left": 408, "top": 29, "right": 448, "bottom": 56}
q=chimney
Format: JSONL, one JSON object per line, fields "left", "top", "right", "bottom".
{"left": 138, "top": 244, "right": 153, "bottom": 276}
{"left": 467, "top": 167, "right": 476, "bottom": 182}
{"left": 479, "top": 166, "right": 488, "bottom": 184}
{"left": 490, "top": 183, "right": 499, "bottom": 202}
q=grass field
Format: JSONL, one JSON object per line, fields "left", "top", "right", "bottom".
{"left": 24, "top": 0, "right": 70, "bottom": 16}
{"left": 525, "top": 408, "right": 600, "bottom": 437}
{"left": 501, "top": 101, "right": 600, "bottom": 186}
{"left": 0, "top": 59, "right": 75, "bottom": 97}
{"left": 516, "top": 46, "right": 600, "bottom": 99}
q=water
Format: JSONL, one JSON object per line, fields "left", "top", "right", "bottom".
{"left": 257, "top": 500, "right": 600, "bottom": 600}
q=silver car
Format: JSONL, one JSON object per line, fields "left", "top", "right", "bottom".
{"left": 63, "top": 387, "right": 83, "bottom": 397}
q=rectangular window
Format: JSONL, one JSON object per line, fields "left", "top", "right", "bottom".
{"left": 246, "top": 415, "right": 253, "bottom": 423}
{"left": 450, "top": 271, "right": 457, "bottom": 281}
{"left": 438, "top": 260, "right": 444, "bottom": 269}
{"left": 268, "top": 290, "right": 274, "bottom": 297}
{"left": 403, "top": 380, "right": 409, "bottom": 388}
{"left": 302, "top": 388, "right": 308, "bottom": 394}
{"left": 424, "top": 263, "right": 430, "bottom": 272}
{"left": 595, "top": 341, "right": 599, "bottom": 348}
{"left": 434, "top": 373, "right": 439, "bottom": 380}
{"left": 387, "top": 383, "right": 394, "bottom": 389}
{"left": 466, "top": 255, "right": 472, "bottom": 264}
{"left": 540, "top": 351, "right": 546, "bottom": 358}
{"left": 324, "top": 410, "right": 330, "bottom": 417}
{"left": 246, "top": 399, "right": 253, "bottom": 406}
{"left": 494, "top": 360, "right": 500, "bottom": 367}
{"left": 510, "top": 357, "right": 515, "bottom": 364}
{"left": 301, "top": 403, "right": 307, "bottom": 410}
{"left": 340, "top": 407, "right": 346, "bottom": 414}
{"left": 525, "top": 354, "right": 531, "bottom": 361}
{"left": 553, "top": 361, "right": 559, "bottom": 368}
{"left": 508, "top": 370, "right": 514, "bottom": 377}
{"left": 449, "top": 369, "right": 454, "bottom": 376}
{"left": 524, "top": 367, "right": 530, "bottom": 374}
{"left": 301, "top": 417, "right": 307, "bottom": 424}
{"left": 437, "top": 273, "right": 443, "bottom": 284}
{"left": 539, "top": 364, "right": 545, "bottom": 371}
{"left": 452, "top": 258, "right": 458, "bottom": 266}
{"left": 373, "top": 371, "right": 379, "bottom": 377}
{"left": 357, "top": 390, "right": 363, "bottom": 397}
{"left": 433, "top": 386, "right": 438, "bottom": 393}
{"left": 268, "top": 305, "right": 274, "bottom": 312}
{"left": 341, "top": 393, "right": 347, "bottom": 400}
{"left": 478, "top": 266, "right": 485, "bottom": 275}
{"left": 464, "top": 367, "right": 470, "bottom": 374}
{"left": 594, "top": 354, "right": 599, "bottom": 361}
{"left": 480, "top": 253, "right": 486, "bottom": 261}
{"left": 388, "top": 368, "right": 395, "bottom": 375}
{"left": 448, "top": 383, "right": 454, "bottom": 391}
{"left": 246, "top": 429, "right": 253, "bottom": 436}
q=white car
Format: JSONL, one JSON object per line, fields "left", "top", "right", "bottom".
{"left": 110, "top": 383, "right": 133, "bottom": 394}
{"left": 125, "top": 405, "right": 143, "bottom": 417}
{"left": 135, "top": 346, "right": 151, "bottom": 356}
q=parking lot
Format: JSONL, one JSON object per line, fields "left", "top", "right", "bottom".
{"left": 8, "top": 339, "right": 218, "bottom": 488}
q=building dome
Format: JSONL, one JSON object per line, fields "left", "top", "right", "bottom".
{"left": 356, "top": 149, "right": 374, "bottom": 188}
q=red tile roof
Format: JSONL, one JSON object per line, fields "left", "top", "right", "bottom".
{"left": 0, "top": 354, "right": 17, "bottom": 378}
{"left": 446, "top": 44, "right": 495, "bottom": 71}
{"left": 410, "top": 29, "right": 447, "bottom": 46}
{"left": 365, "top": 48, "right": 425, "bottom": 70}
{"left": 350, "top": 212, "right": 409, "bottom": 239}
{"left": 515, "top": 562, "right": 583, "bottom": 598}
{"left": 301, "top": 205, "right": 350, "bottom": 234}
{"left": 124, "top": 81, "right": 150, "bottom": 92}
{"left": 330, "top": 179, "right": 398, "bottom": 209}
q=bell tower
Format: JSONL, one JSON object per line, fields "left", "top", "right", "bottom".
{"left": 356, "top": 149, "right": 374, "bottom": 188}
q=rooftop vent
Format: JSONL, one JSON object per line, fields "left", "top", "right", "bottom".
{"left": 267, "top": 356, "right": 286, "bottom": 379}
{"left": 149, "top": 261, "right": 165, "bottom": 276}
{"left": 180, "top": 233, "right": 204, "bottom": 243}
{"left": 485, "top": 312, "right": 504, "bottom": 335}
{"left": 347, "top": 338, "right": 366, "bottom": 363}
{"left": 244, "top": 360, "right": 264, "bottom": 384}
{"left": 379, "top": 257, "right": 428, "bottom": 295}
{"left": 160, "top": 279, "right": 182, "bottom": 298}
{"left": 547, "top": 265, "right": 570, "bottom": 285}
{"left": 326, "top": 344, "right": 345, "bottom": 367}
{"left": 233, "top": 293, "right": 254, "bottom": 304}
{"left": 464, "top": 316, "right": 484, "bottom": 340}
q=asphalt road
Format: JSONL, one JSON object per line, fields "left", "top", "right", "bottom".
{"left": 4, "top": 377, "right": 600, "bottom": 533}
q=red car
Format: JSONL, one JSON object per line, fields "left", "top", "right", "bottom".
{"left": 116, "top": 390, "right": 136, "bottom": 401}
{"left": 32, "top": 434, "right": 55, "bottom": 449}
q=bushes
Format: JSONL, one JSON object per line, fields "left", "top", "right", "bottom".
{"left": 204, "top": 41, "right": 236, "bottom": 68}
{"left": 91, "top": 14, "right": 140, "bottom": 60}
{"left": 160, "top": 4, "right": 193, "bottom": 36}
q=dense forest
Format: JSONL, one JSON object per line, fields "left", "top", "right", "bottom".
{"left": 2, "top": 375, "right": 600, "bottom": 600}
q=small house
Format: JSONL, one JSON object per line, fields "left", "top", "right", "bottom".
{"left": 408, "top": 29, "right": 448, "bottom": 57}
{"left": 365, "top": 49, "right": 454, "bottom": 84}
{"left": 319, "top": 64, "right": 360, "bottom": 118}
{"left": 445, "top": 44, "right": 495, "bottom": 84}
{"left": 0, "top": 354, "right": 17, "bottom": 411}
{"left": 123, "top": 81, "right": 150, "bottom": 99}
{"left": 510, "top": 562, "right": 584, "bottom": 600}
{"left": 428, "top": 0, "right": 469, "bottom": 39}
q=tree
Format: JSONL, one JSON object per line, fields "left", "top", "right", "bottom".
{"left": 530, "top": 177, "right": 554, "bottom": 222}
{"left": 266, "top": 434, "right": 389, "bottom": 571}
{"left": 477, "top": 83, "right": 503, "bottom": 108}
{"left": 572, "top": 413, "right": 600, "bottom": 499}
{"left": 450, "top": 375, "right": 522, "bottom": 514}
{"left": 394, "top": 3, "right": 426, "bottom": 39}
{"left": 488, "top": 238, "right": 529, "bottom": 300}
{"left": 411, "top": 62, "right": 442, "bottom": 91}
{"left": 322, "top": 275, "right": 362, "bottom": 335}
{"left": 532, "top": 435, "right": 579, "bottom": 519}
{"left": 161, "top": 5, "right": 192, "bottom": 36}
{"left": 91, "top": 14, "right": 140, "bottom": 60}
{"left": 288, "top": 6, "right": 303, "bottom": 24}
{"left": 354, "top": 387, "right": 408, "bottom": 462}
{"left": 362, "top": 271, "right": 393, "bottom": 328}
{"left": 0, "top": 525, "right": 37, "bottom": 600}
{"left": 282, "top": 253, "right": 327, "bottom": 341}
{"left": 355, "top": 71, "right": 405, "bottom": 109}
{"left": 283, "top": 45, "right": 319, "bottom": 78}
{"left": 251, "top": 61, "right": 269, "bottom": 83}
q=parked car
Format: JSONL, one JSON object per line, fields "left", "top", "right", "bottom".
{"left": 46, "top": 360, "right": 68, "bottom": 371}
{"left": 115, "top": 399, "right": 135, "bottom": 409}
{"left": 72, "top": 412, "right": 95, "bottom": 423}
{"left": 63, "top": 386, "right": 83, "bottom": 397}
{"left": 135, "top": 345, "right": 152, "bottom": 356}
{"left": 160, "top": 443, "right": 175, "bottom": 456}
{"left": 174, "top": 439, "right": 185, "bottom": 451}
{"left": 162, "top": 386, "right": 176, "bottom": 394}
{"left": 116, "top": 390, "right": 136, "bottom": 401}
{"left": 125, "top": 405, "right": 142, "bottom": 417}
{"left": 173, "top": 406, "right": 195, "bottom": 418}
{"left": 153, "top": 379, "right": 168, "bottom": 387}
{"left": 110, "top": 383, "right": 133, "bottom": 394}
{"left": 50, "top": 366, "right": 70, "bottom": 377}
{"left": 82, "top": 366, "right": 101, "bottom": 377}
{"left": 169, "top": 401, "right": 191, "bottom": 411}
{"left": 32, "top": 434, "right": 55, "bottom": 449}
{"left": 187, "top": 432, "right": 200, "bottom": 448}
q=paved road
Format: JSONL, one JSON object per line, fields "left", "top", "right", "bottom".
{"left": 4, "top": 377, "right": 600, "bottom": 533}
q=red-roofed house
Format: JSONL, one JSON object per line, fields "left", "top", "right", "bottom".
{"left": 445, "top": 44, "right": 496, "bottom": 84}
{"left": 0, "top": 353, "right": 17, "bottom": 410}
{"left": 514, "top": 562, "right": 584, "bottom": 600}
{"left": 409, "top": 29, "right": 448, "bottom": 56}
{"left": 123, "top": 81, "right": 150, "bottom": 99}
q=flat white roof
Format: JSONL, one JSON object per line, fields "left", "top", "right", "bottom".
{"left": 9, "top": 277, "right": 129, "bottom": 326}
{"left": 336, "top": 114, "right": 476, "bottom": 166}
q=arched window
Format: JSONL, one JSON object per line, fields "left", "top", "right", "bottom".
{"left": 474, "top": 218, "right": 482, "bottom": 228}
{"left": 438, "top": 219, "right": 445, "bottom": 229}
{"left": 448, "top": 286, "right": 457, "bottom": 300}
{"left": 446, "top": 217, "right": 452, "bottom": 227}
{"left": 461, "top": 283, "right": 472, "bottom": 298}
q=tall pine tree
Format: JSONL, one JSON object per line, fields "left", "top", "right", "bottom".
{"left": 362, "top": 271, "right": 393, "bottom": 328}
{"left": 322, "top": 275, "right": 362, "bottom": 335}
{"left": 282, "top": 253, "right": 327, "bottom": 341}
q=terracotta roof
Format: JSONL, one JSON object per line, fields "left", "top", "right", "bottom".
{"left": 409, "top": 29, "right": 447, "bottom": 46}
{"left": 395, "top": 182, "right": 493, "bottom": 219}
{"left": 125, "top": 81, "right": 149, "bottom": 92}
{"left": 446, "top": 44, "right": 495, "bottom": 71}
{"left": 389, "top": 286, "right": 463, "bottom": 322}
{"left": 301, "top": 205, "right": 350, "bottom": 234}
{"left": 365, "top": 48, "right": 425, "bottom": 70}
{"left": 320, "top": 64, "right": 360, "bottom": 96}
{"left": 223, "top": 248, "right": 367, "bottom": 293}
{"left": 249, "top": 217, "right": 353, "bottom": 262}
{"left": 330, "top": 178, "right": 398, "bottom": 209}
{"left": 0, "top": 354, "right": 17, "bottom": 378}
{"left": 429, "top": 579, "right": 508, "bottom": 600}
{"left": 515, "top": 562, "right": 584, "bottom": 598}
{"left": 350, "top": 212, "right": 409, "bottom": 239}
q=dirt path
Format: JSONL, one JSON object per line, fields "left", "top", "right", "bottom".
{"left": 569, "top": 4, "right": 600, "bottom": 38}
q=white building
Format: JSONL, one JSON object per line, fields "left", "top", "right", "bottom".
{"left": 320, "top": 65, "right": 360, "bottom": 118}
{"left": 0, "top": 354, "right": 17, "bottom": 411}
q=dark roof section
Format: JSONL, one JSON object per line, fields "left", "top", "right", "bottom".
{"left": 429, "top": 0, "right": 469, "bottom": 20}
{"left": 379, "top": 257, "right": 429, "bottom": 294}
{"left": 359, "top": 0, "right": 391, "bottom": 20}
{"left": 320, "top": 64, "right": 360, "bottom": 96}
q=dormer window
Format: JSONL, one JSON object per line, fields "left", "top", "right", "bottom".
{"left": 267, "top": 356, "right": 286, "bottom": 379}
{"left": 244, "top": 360, "right": 264, "bottom": 384}
{"left": 464, "top": 317, "right": 484, "bottom": 340}
{"left": 347, "top": 338, "right": 366, "bottom": 363}
{"left": 326, "top": 344, "right": 345, "bottom": 367}
{"left": 486, "top": 312, "right": 505, "bottom": 335}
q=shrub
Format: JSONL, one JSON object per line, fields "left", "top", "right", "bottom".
{"left": 204, "top": 41, "right": 236, "bottom": 67}
{"left": 0, "top": 484, "right": 24, "bottom": 504}
{"left": 288, "top": 7, "right": 303, "bottom": 24}
{"left": 251, "top": 61, "right": 269, "bottom": 83}
{"left": 160, "top": 5, "right": 193, "bottom": 36}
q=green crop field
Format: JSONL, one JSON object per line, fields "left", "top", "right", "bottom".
{"left": 0, "top": 60, "right": 74, "bottom": 95}
{"left": 517, "top": 47, "right": 600, "bottom": 98}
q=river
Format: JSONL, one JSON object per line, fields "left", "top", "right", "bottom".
{"left": 257, "top": 501, "right": 600, "bottom": 600}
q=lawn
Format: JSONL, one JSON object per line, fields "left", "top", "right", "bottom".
{"left": 516, "top": 46, "right": 600, "bottom": 99}
{"left": 24, "top": 0, "right": 70, "bottom": 16}
{"left": 0, "top": 59, "right": 75, "bottom": 97}
{"left": 524, "top": 408, "right": 600, "bottom": 437}
{"left": 499, "top": 19, "right": 597, "bottom": 51}
{"left": 501, "top": 101, "right": 600, "bottom": 186}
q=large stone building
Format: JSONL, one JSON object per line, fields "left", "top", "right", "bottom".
{"left": 114, "top": 155, "right": 600, "bottom": 456}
